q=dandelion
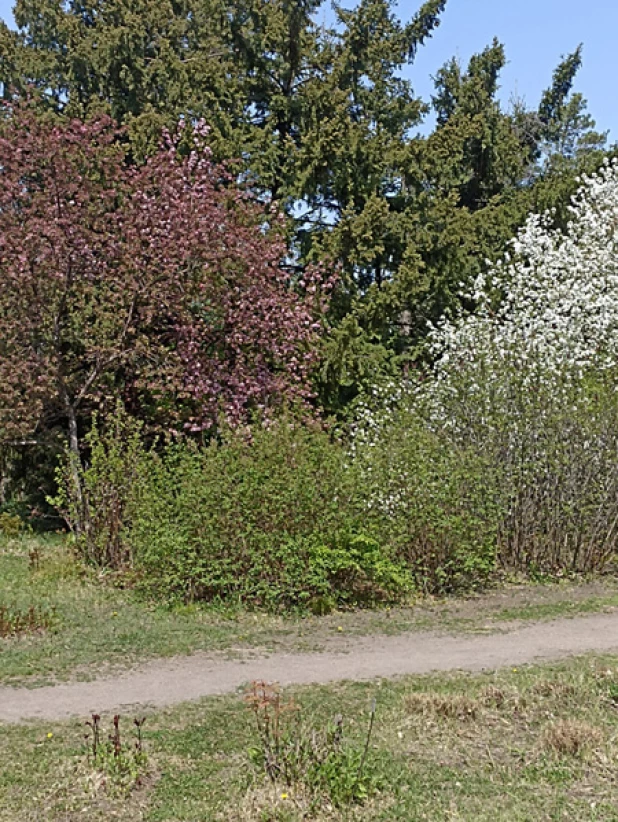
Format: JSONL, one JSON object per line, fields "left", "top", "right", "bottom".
{"left": 46, "top": 732, "right": 53, "bottom": 739}
{"left": 280, "top": 792, "right": 288, "bottom": 800}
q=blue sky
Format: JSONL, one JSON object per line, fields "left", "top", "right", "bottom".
{"left": 1, "top": 0, "right": 616, "bottom": 140}
{"left": 406, "top": 0, "right": 618, "bottom": 140}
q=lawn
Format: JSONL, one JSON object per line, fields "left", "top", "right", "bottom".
{"left": 2, "top": 654, "right": 618, "bottom": 820}
{"left": 3, "top": 534, "right": 618, "bottom": 687}
{"left": 4, "top": 535, "right": 618, "bottom": 819}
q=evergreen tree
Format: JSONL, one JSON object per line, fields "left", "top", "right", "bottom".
{"left": 0, "top": 0, "right": 609, "bottom": 414}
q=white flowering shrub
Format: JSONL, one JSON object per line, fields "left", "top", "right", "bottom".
{"left": 424, "top": 159, "right": 618, "bottom": 573}
{"left": 354, "top": 159, "right": 618, "bottom": 581}
{"left": 429, "top": 157, "right": 618, "bottom": 422}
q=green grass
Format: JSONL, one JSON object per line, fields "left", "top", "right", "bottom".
{"left": 3, "top": 535, "right": 618, "bottom": 687}
{"left": 0, "top": 536, "right": 312, "bottom": 687}
{"left": 3, "top": 655, "right": 618, "bottom": 820}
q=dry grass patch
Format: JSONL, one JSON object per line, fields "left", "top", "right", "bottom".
{"left": 218, "top": 782, "right": 395, "bottom": 822}
{"left": 404, "top": 692, "right": 479, "bottom": 721}
{"left": 530, "top": 679, "right": 578, "bottom": 699}
{"left": 541, "top": 719, "right": 603, "bottom": 758}
{"left": 480, "top": 683, "right": 523, "bottom": 710}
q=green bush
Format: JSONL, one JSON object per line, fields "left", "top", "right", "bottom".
{"left": 424, "top": 333, "right": 618, "bottom": 574}
{"left": 0, "top": 511, "right": 23, "bottom": 538}
{"left": 354, "top": 400, "right": 501, "bottom": 594}
{"left": 128, "top": 419, "right": 409, "bottom": 610}
{"left": 51, "top": 406, "right": 145, "bottom": 569}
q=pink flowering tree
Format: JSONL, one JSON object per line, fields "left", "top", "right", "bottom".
{"left": 0, "top": 108, "right": 329, "bottom": 511}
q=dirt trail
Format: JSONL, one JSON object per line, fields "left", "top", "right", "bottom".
{"left": 2, "top": 610, "right": 618, "bottom": 724}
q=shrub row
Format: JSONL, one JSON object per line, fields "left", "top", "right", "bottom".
{"left": 56, "top": 368, "right": 618, "bottom": 611}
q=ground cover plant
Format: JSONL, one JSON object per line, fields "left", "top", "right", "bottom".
{"left": 3, "top": 655, "right": 618, "bottom": 820}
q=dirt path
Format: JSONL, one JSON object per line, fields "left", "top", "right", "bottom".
{"left": 2, "top": 610, "right": 618, "bottom": 724}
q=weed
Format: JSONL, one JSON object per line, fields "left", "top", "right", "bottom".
{"left": 0, "top": 511, "right": 23, "bottom": 538}
{"left": 606, "top": 681, "right": 618, "bottom": 706}
{"left": 245, "top": 681, "right": 381, "bottom": 809}
{"left": 84, "top": 713, "right": 148, "bottom": 796}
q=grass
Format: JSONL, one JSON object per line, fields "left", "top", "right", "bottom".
{"left": 3, "top": 654, "right": 618, "bottom": 820}
{"left": 3, "top": 535, "right": 618, "bottom": 687}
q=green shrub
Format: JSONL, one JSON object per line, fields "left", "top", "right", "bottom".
{"left": 491, "top": 373, "right": 618, "bottom": 574}
{"left": 51, "top": 406, "right": 145, "bottom": 569}
{"left": 426, "top": 348, "right": 618, "bottom": 574}
{"left": 128, "top": 419, "right": 409, "bottom": 610}
{"left": 0, "top": 511, "right": 23, "bottom": 538}
{"left": 353, "top": 395, "right": 502, "bottom": 594}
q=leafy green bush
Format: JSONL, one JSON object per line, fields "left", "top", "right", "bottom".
{"left": 128, "top": 419, "right": 409, "bottom": 610}
{"left": 353, "top": 397, "right": 501, "bottom": 594}
{"left": 51, "top": 406, "right": 145, "bottom": 569}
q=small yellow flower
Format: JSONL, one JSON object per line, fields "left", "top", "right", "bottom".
{"left": 337, "top": 626, "right": 343, "bottom": 632}
{"left": 280, "top": 793, "right": 288, "bottom": 800}
{"left": 512, "top": 668, "right": 518, "bottom": 672}
{"left": 47, "top": 732, "right": 53, "bottom": 739}
{"left": 111, "top": 611, "right": 118, "bottom": 617}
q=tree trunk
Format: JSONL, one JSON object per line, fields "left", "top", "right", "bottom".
{"left": 63, "top": 394, "right": 88, "bottom": 540}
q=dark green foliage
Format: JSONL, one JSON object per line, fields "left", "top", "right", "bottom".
{"left": 2, "top": 1, "right": 607, "bottom": 418}
{"left": 0, "top": 0, "right": 609, "bottom": 434}
{"left": 128, "top": 419, "right": 409, "bottom": 610}
{"left": 0, "top": 433, "right": 66, "bottom": 532}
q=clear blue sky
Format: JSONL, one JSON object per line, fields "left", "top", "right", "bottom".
{"left": 405, "top": 0, "right": 618, "bottom": 140}
{"left": 1, "top": 0, "right": 616, "bottom": 140}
